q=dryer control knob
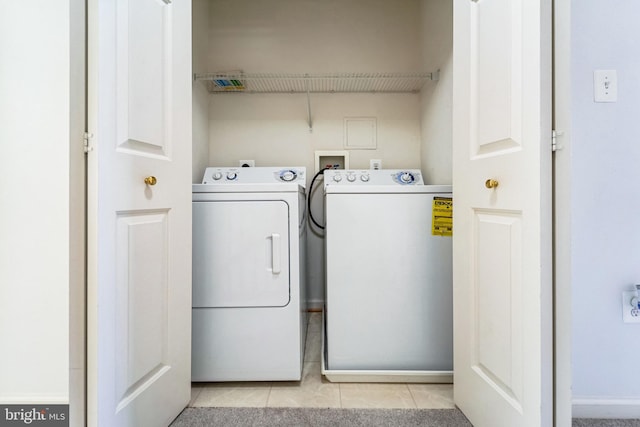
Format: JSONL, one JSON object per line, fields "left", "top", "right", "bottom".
{"left": 212, "top": 172, "right": 223, "bottom": 180}
{"left": 226, "top": 172, "right": 238, "bottom": 181}
{"left": 360, "top": 174, "right": 370, "bottom": 182}
{"left": 281, "top": 170, "right": 296, "bottom": 181}
{"left": 347, "top": 174, "right": 356, "bottom": 182}
{"left": 333, "top": 174, "right": 342, "bottom": 182}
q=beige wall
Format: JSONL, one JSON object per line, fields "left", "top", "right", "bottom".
{"left": 207, "top": 94, "right": 422, "bottom": 171}
{"left": 192, "top": 0, "right": 211, "bottom": 182}
{"left": 201, "top": 0, "right": 452, "bottom": 181}
{"left": 206, "top": 0, "right": 423, "bottom": 74}
{"left": 203, "top": 0, "right": 425, "bottom": 175}
{"left": 419, "top": 0, "right": 453, "bottom": 185}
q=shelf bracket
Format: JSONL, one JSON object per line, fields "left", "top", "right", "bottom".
{"left": 306, "top": 75, "right": 313, "bottom": 132}
{"left": 430, "top": 69, "right": 440, "bottom": 82}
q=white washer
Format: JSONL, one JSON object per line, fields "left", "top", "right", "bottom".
{"left": 322, "top": 169, "right": 452, "bottom": 383}
{"left": 192, "top": 167, "right": 307, "bottom": 381}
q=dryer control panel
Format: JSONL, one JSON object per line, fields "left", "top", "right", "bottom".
{"left": 202, "top": 167, "right": 306, "bottom": 185}
{"left": 324, "top": 169, "right": 424, "bottom": 187}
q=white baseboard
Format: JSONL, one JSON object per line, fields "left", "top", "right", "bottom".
{"left": 573, "top": 397, "right": 640, "bottom": 419}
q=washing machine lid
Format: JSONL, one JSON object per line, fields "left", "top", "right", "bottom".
{"left": 325, "top": 185, "right": 452, "bottom": 194}
{"left": 323, "top": 169, "right": 451, "bottom": 194}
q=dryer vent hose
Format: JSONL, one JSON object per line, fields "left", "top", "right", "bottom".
{"left": 308, "top": 167, "right": 330, "bottom": 230}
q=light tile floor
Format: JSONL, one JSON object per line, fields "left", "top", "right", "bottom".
{"left": 189, "top": 312, "right": 454, "bottom": 409}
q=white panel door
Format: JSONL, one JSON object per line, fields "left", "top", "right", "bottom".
{"left": 192, "top": 200, "right": 291, "bottom": 308}
{"left": 87, "top": 0, "right": 192, "bottom": 426}
{"left": 452, "top": 0, "right": 553, "bottom": 426}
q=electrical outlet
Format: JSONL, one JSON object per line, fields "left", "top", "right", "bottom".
{"left": 370, "top": 159, "right": 382, "bottom": 170}
{"left": 622, "top": 290, "right": 640, "bottom": 323}
{"left": 239, "top": 160, "right": 255, "bottom": 167}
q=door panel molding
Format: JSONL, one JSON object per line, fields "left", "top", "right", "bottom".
{"left": 472, "top": 210, "right": 523, "bottom": 412}
{"left": 115, "top": 210, "right": 170, "bottom": 409}
{"left": 469, "top": 0, "right": 523, "bottom": 156}
{"left": 116, "top": 0, "right": 173, "bottom": 159}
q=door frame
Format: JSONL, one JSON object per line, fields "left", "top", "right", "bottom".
{"left": 552, "top": 0, "right": 573, "bottom": 424}
{"left": 69, "top": 0, "right": 87, "bottom": 425}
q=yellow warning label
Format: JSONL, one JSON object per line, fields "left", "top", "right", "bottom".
{"left": 432, "top": 197, "right": 453, "bottom": 237}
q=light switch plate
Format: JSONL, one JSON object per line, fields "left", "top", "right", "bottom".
{"left": 594, "top": 69, "right": 617, "bottom": 103}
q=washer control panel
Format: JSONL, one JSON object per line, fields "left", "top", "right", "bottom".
{"left": 324, "top": 169, "right": 423, "bottom": 187}
{"left": 202, "top": 167, "right": 306, "bottom": 185}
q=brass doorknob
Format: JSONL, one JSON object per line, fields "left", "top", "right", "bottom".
{"left": 144, "top": 176, "right": 157, "bottom": 186}
{"left": 485, "top": 179, "right": 499, "bottom": 189}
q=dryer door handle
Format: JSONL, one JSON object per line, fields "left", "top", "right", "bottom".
{"left": 271, "top": 233, "right": 281, "bottom": 274}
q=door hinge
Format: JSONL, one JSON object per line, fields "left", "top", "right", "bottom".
{"left": 83, "top": 132, "right": 94, "bottom": 154}
{"left": 552, "top": 130, "right": 564, "bottom": 152}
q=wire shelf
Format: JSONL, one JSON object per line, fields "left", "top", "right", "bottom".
{"left": 194, "top": 71, "right": 438, "bottom": 94}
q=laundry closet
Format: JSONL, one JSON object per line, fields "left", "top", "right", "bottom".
{"left": 192, "top": 0, "right": 453, "bottom": 312}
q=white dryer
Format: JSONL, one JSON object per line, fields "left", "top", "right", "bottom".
{"left": 322, "top": 169, "right": 452, "bottom": 383}
{"left": 192, "top": 167, "right": 307, "bottom": 381}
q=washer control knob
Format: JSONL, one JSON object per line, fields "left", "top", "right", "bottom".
{"left": 212, "top": 172, "right": 223, "bottom": 180}
{"left": 400, "top": 172, "right": 414, "bottom": 184}
{"left": 347, "top": 174, "right": 356, "bottom": 182}
{"left": 333, "top": 174, "right": 342, "bottom": 182}
{"left": 280, "top": 170, "right": 296, "bottom": 182}
{"left": 360, "top": 174, "right": 370, "bottom": 182}
{"left": 226, "top": 172, "right": 238, "bottom": 181}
